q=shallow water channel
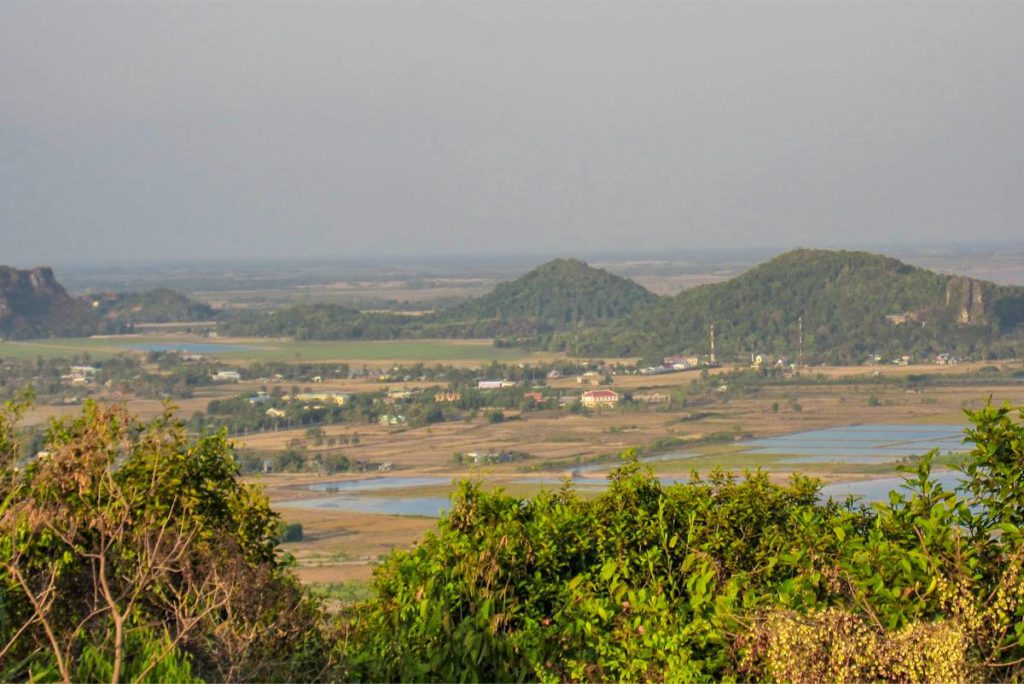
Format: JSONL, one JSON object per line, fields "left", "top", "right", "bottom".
{"left": 275, "top": 423, "right": 971, "bottom": 518}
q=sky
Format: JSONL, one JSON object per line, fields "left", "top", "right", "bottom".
{"left": 2, "top": 1, "right": 1023, "bottom": 266}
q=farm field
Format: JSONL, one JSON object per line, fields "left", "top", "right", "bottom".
{"left": 7, "top": 329, "right": 1022, "bottom": 588}
{"left": 257, "top": 362, "right": 1024, "bottom": 586}
{"left": 0, "top": 334, "right": 547, "bottom": 365}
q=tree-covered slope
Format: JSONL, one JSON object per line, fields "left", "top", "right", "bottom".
{"left": 100, "top": 288, "right": 216, "bottom": 323}
{"left": 441, "top": 258, "right": 658, "bottom": 330}
{"left": 221, "top": 259, "right": 658, "bottom": 340}
{"left": 589, "top": 249, "right": 1024, "bottom": 362}
{"left": 221, "top": 303, "right": 413, "bottom": 340}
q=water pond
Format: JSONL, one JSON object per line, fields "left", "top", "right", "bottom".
{"left": 276, "top": 424, "right": 972, "bottom": 518}
{"left": 743, "top": 424, "right": 966, "bottom": 463}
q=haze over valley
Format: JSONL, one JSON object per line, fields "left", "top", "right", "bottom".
{"left": 4, "top": 1, "right": 1024, "bottom": 681}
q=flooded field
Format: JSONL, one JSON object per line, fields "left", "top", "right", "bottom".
{"left": 277, "top": 424, "right": 971, "bottom": 517}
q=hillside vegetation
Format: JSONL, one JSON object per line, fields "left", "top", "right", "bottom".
{"left": 0, "top": 266, "right": 223, "bottom": 338}
{"left": 217, "top": 250, "right": 1024, "bottom": 363}
{"left": 98, "top": 288, "right": 216, "bottom": 324}
{"left": 439, "top": 258, "right": 657, "bottom": 330}
{"left": 222, "top": 259, "right": 658, "bottom": 340}
{"left": 6, "top": 400, "right": 1024, "bottom": 681}
{"left": 584, "top": 249, "right": 1024, "bottom": 363}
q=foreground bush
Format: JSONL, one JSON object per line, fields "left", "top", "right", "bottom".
{"left": 5, "top": 397, "right": 1024, "bottom": 681}
{"left": 342, "top": 404, "right": 1024, "bottom": 682}
{"left": 0, "top": 400, "right": 335, "bottom": 682}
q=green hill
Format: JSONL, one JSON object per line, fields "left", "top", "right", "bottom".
{"left": 588, "top": 249, "right": 1024, "bottom": 363}
{"left": 221, "top": 259, "right": 659, "bottom": 341}
{"left": 100, "top": 288, "right": 216, "bottom": 323}
{"left": 440, "top": 258, "right": 658, "bottom": 333}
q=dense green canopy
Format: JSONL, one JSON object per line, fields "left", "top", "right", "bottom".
{"left": 586, "top": 249, "right": 1024, "bottom": 363}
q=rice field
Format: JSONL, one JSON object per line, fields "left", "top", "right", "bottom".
{"left": 0, "top": 335, "right": 540, "bottom": 364}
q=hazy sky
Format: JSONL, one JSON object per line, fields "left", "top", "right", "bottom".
{"left": 2, "top": 1, "right": 1023, "bottom": 265}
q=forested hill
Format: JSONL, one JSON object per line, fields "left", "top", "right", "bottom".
{"left": 221, "top": 303, "right": 404, "bottom": 340}
{"left": 0, "top": 266, "right": 99, "bottom": 339}
{"left": 98, "top": 288, "right": 216, "bottom": 323}
{"left": 221, "top": 258, "right": 659, "bottom": 340}
{"left": 440, "top": 258, "right": 658, "bottom": 329}
{"left": 586, "top": 248, "right": 1024, "bottom": 363}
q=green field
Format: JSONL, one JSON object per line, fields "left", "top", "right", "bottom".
{"left": 0, "top": 338, "right": 123, "bottom": 360}
{"left": 0, "top": 336, "right": 541, "bottom": 364}
{"left": 222, "top": 339, "right": 534, "bottom": 363}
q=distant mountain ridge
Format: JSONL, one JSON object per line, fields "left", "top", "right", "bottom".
{"left": 589, "top": 249, "right": 1024, "bottom": 362}
{"left": 0, "top": 266, "right": 99, "bottom": 339}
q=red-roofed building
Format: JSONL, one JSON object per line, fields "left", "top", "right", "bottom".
{"left": 581, "top": 389, "right": 620, "bottom": 408}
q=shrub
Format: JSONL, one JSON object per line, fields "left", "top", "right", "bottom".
{"left": 341, "top": 405, "right": 1024, "bottom": 682}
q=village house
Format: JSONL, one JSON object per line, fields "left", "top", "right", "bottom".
{"left": 212, "top": 370, "right": 242, "bottom": 382}
{"left": 664, "top": 355, "right": 701, "bottom": 369}
{"left": 477, "top": 380, "right": 516, "bottom": 389}
{"left": 62, "top": 365, "right": 99, "bottom": 386}
{"left": 581, "top": 389, "right": 620, "bottom": 408}
{"left": 284, "top": 391, "right": 349, "bottom": 405}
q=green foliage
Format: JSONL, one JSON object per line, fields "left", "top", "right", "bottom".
{"left": 440, "top": 258, "right": 658, "bottom": 333}
{"left": 342, "top": 406, "right": 1024, "bottom": 681}
{"left": 221, "top": 259, "right": 658, "bottom": 341}
{"left": 277, "top": 521, "right": 305, "bottom": 543}
{"left": 587, "top": 248, "right": 1024, "bottom": 363}
{"left": 0, "top": 401, "right": 334, "bottom": 682}
{"left": 99, "top": 288, "right": 215, "bottom": 324}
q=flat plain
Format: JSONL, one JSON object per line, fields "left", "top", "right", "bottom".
{"left": 256, "top": 360, "right": 1024, "bottom": 586}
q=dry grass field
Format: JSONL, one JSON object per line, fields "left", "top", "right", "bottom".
{"left": 249, "top": 360, "right": 1024, "bottom": 587}
{"left": 16, "top": 350, "right": 1021, "bottom": 587}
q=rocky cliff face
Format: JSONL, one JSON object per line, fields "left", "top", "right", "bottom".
{"left": 0, "top": 266, "right": 99, "bottom": 339}
{"left": 945, "top": 276, "right": 989, "bottom": 325}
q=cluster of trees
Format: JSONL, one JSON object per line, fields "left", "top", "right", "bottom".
{"left": 436, "top": 258, "right": 658, "bottom": 331}
{"left": 586, "top": 249, "right": 1024, "bottom": 364}
{"left": 219, "top": 259, "right": 659, "bottom": 342}
{"left": 96, "top": 289, "right": 215, "bottom": 325}
{"left": 178, "top": 251, "right": 1024, "bottom": 364}
{"left": 0, "top": 354, "right": 229, "bottom": 404}
{"left": 5, "top": 397, "right": 1024, "bottom": 680}
{"left": 0, "top": 399, "right": 336, "bottom": 682}
{"left": 345, "top": 404, "right": 1024, "bottom": 681}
